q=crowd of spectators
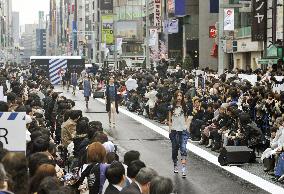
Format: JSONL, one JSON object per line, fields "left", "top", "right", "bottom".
{"left": 1, "top": 61, "right": 284, "bottom": 194}
{"left": 0, "top": 65, "right": 175, "bottom": 194}
{"left": 111, "top": 63, "right": 284, "bottom": 183}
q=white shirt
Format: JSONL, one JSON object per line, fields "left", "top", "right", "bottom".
{"left": 113, "top": 184, "right": 123, "bottom": 191}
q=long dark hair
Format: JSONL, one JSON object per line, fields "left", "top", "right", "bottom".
{"left": 172, "top": 90, "right": 187, "bottom": 116}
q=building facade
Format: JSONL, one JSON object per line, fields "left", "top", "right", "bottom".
{"left": 12, "top": 12, "right": 19, "bottom": 47}
{"left": 36, "top": 29, "right": 47, "bottom": 56}
{"left": 21, "top": 24, "right": 37, "bottom": 59}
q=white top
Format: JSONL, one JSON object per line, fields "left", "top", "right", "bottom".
{"left": 172, "top": 106, "right": 187, "bottom": 131}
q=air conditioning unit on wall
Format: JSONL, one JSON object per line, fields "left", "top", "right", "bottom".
{"left": 239, "top": 1, "right": 251, "bottom": 13}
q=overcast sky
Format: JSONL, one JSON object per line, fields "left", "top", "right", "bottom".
{"left": 12, "top": 0, "right": 49, "bottom": 25}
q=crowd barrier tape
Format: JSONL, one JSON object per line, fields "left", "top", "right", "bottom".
{"left": 0, "top": 112, "right": 26, "bottom": 152}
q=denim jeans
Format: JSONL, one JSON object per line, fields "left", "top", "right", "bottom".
{"left": 169, "top": 130, "right": 190, "bottom": 163}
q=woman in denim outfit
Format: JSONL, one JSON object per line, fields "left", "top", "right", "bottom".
{"left": 168, "top": 90, "right": 190, "bottom": 178}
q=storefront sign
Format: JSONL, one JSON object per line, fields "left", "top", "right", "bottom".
{"left": 100, "top": 0, "right": 113, "bottom": 14}
{"left": 209, "top": 26, "right": 217, "bottom": 38}
{"left": 252, "top": 0, "right": 267, "bottom": 41}
{"left": 224, "top": 8, "right": 234, "bottom": 31}
{"left": 102, "top": 15, "right": 114, "bottom": 45}
{"left": 154, "top": 0, "right": 162, "bottom": 29}
{"left": 237, "top": 38, "right": 263, "bottom": 52}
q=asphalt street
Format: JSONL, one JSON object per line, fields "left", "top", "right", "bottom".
{"left": 59, "top": 87, "right": 268, "bottom": 194}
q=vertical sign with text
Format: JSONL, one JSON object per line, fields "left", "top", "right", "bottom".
{"left": 154, "top": 0, "right": 162, "bottom": 31}
{"left": 252, "top": 0, "right": 267, "bottom": 41}
{"left": 224, "top": 9, "right": 234, "bottom": 31}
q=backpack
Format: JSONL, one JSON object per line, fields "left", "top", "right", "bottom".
{"left": 275, "top": 152, "right": 284, "bottom": 177}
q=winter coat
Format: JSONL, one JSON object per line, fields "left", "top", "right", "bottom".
{"left": 61, "top": 119, "right": 77, "bottom": 148}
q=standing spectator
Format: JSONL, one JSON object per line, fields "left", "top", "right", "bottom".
{"left": 61, "top": 110, "right": 81, "bottom": 148}
{"left": 2, "top": 152, "right": 28, "bottom": 194}
{"left": 104, "top": 162, "right": 126, "bottom": 194}
{"left": 150, "top": 176, "right": 174, "bottom": 194}
{"left": 120, "top": 167, "right": 157, "bottom": 194}
{"left": 74, "top": 142, "right": 108, "bottom": 194}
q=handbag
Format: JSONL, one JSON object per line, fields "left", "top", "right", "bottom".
{"left": 93, "top": 91, "right": 105, "bottom": 98}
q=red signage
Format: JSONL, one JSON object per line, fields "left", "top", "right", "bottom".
{"left": 209, "top": 26, "right": 217, "bottom": 38}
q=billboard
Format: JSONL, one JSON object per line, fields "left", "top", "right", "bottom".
{"left": 224, "top": 9, "right": 234, "bottom": 31}
{"left": 116, "top": 21, "right": 143, "bottom": 41}
{"left": 251, "top": 0, "right": 267, "bottom": 41}
{"left": 100, "top": 0, "right": 113, "bottom": 14}
{"left": 102, "top": 15, "right": 114, "bottom": 45}
{"left": 175, "top": 0, "right": 185, "bottom": 16}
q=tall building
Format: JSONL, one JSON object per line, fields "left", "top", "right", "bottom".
{"left": 38, "top": 11, "right": 45, "bottom": 29}
{"left": 12, "top": 12, "right": 20, "bottom": 46}
{"left": 113, "top": 0, "right": 145, "bottom": 67}
{"left": 36, "top": 29, "right": 47, "bottom": 56}
{"left": 21, "top": 24, "right": 37, "bottom": 59}
{"left": 0, "top": 0, "right": 12, "bottom": 48}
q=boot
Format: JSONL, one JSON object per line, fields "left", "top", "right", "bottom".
{"left": 206, "top": 139, "right": 212, "bottom": 148}
{"left": 263, "top": 158, "right": 275, "bottom": 172}
{"left": 211, "top": 142, "right": 221, "bottom": 152}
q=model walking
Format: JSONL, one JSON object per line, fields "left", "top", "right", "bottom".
{"left": 105, "top": 76, "right": 119, "bottom": 127}
{"left": 83, "top": 74, "right": 92, "bottom": 109}
{"left": 168, "top": 90, "right": 190, "bottom": 178}
{"left": 71, "top": 70, "right": 78, "bottom": 95}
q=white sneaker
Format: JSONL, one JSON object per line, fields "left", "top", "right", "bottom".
{"left": 181, "top": 166, "right": 186, "bottom": 178}
{"left": 174, "top": 165, "right": 178, "bottom": 173}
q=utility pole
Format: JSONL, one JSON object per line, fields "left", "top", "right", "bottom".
{"left": 218, "top": 0, "right": 225, "bottom": 74}
{"left": 145, "top": 0, "right": 150, "bottom": 68}
{"left": 272, "top": 0, "right": 277, "bottom": 44}
{"left": 282, "top": 0, "right": 284, "bottom": 64}
{"left": 98, "top": 0, "right": 102, "bottom": 66}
